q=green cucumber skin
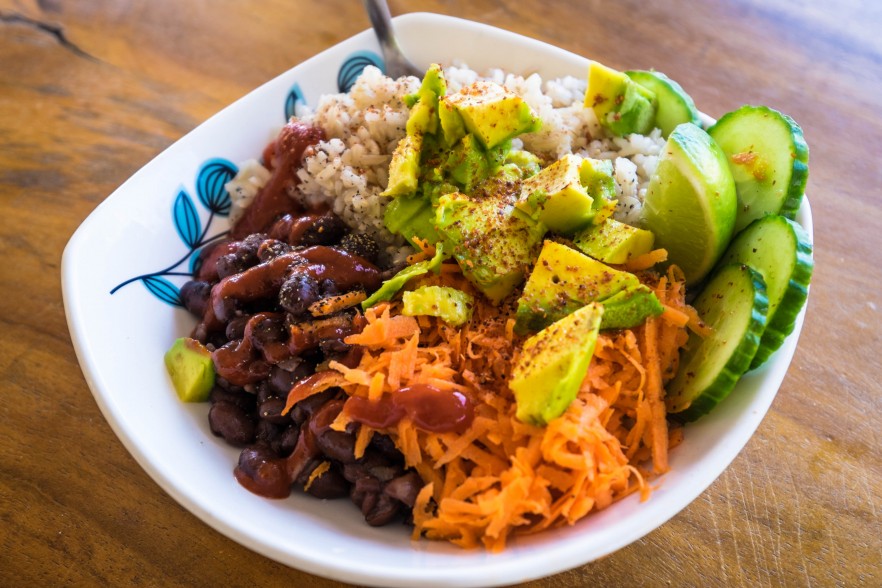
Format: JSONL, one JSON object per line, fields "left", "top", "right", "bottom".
{"left": 708, "top": 105, "right": 809, "bottom": 231}
{"left": 719, "top": 215, "right": 814, "bottom": 368}
{"left": 667, "top": 264, "right": 769, "bottom": 422}
{"left": 625, "top": 70, "right": 701, "bottom": 137}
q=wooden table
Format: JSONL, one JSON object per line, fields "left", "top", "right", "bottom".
{"left": 2, "top": 0, "right": 880, "bottom": 585}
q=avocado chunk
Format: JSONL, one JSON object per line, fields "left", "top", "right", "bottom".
{"left": 574, "top": 218, "right": 655, "bottom": 264}
{"left": 585, "top": 61, "right": 657, "bottom": 136}
{"left": 164, "top": 337, "right": 215, "bottom": 402}
{"left": 405, "top": 63, "right": 447, "bottom": 136}
{"left": 362, "top": 245, "right": 446, "bottom": 309}
{"left": 579, "top": 157, "right": 618, "bottom": 224}
{"left": 441, "top": 80, "right": 542, "bottom": 150}
{"left": 511, "top": 302, "right": 604, "bottom": 426}
{"left": 383, "top": 193, "right": 440, "bottom": 246}
{"left": 383, "top": 133, "right": 423, "bottom": 197}
{"left": 516, "top": 154, "right": 595, "bottom": 233}
{"left": 514, "top": 240, "right": 662, "bottom": 334}
{"left": 435, "top": 187, "right": 546, "bottom": 304}
{"left": 402, "top": 285, "right": 474, "bottom": 326}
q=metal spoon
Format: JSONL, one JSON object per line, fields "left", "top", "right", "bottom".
{"left": 362, "top": 0, "right": 422, "bottom": 78}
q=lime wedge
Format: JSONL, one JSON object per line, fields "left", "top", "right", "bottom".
{"left": 642, "top": 123, "right": 736, "bottom": 285}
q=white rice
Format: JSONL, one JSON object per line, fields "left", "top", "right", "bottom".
{"left": 227, "top": 64, "right": 665, "bottom": 262}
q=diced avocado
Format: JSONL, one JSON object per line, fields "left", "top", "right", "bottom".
{"left": 362, "top": 246, "right": 446, "bottom": 309}
{"left": 402, "top": 285, "right": 474, "bottom": 326}
{"left": 585, "top": 61, "right": 657, "bottom": 136}
{"left": 406, "top": 64, "right": 447, "bottom": 136}
{"left": 435, "top": 189, "right": 546, "bottom": 304}
{"left": 514, "top": 240, "right": 662, "bottom": 334}
{"left": 574, "top": 218, "right": 655, "bottom": 264}
{"left": 516, "top": 154, "right": 596, "bottom": 234}
{"left": 438, "top": 100, "right": 467, "bottom": 147}
{"left": 441, "top": 80, "right": 541, "bottom": 150}
{"left": 510, "top": 302, "right": 604, "bottom": 426}
{"left": 505, "top": 149, "right": 541, "bottom": 178}
{"left": 382, "top": 133, "right": 422, "bottom": 197}
{"left": 383, "top": 194, "right": 440, "bottom": 246}
{"left": 442, "top": 134, "right": 492, "bottom": 194}
{"left": 579, "top": 158, "right": 618, "bottom": 224}
{"left": 164, "top": 337, "right": 215, "bottom": 402}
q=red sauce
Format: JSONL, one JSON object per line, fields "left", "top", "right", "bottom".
{"left": 210, "top": 246, "right": 381, "bottom": 322}
{"left": 230, "top": 121, "right": 325, "bottom": 239}
{"left": 344, "top": 384, "right": 474, "bottom": 434}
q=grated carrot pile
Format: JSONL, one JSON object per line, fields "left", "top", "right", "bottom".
{"left": 313, "top": 265, "right": 691, "bottom": 551}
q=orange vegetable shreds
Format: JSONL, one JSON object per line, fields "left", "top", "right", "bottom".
{"left": 321, "top": 268, "right": 690, "bottom": 551}
{"left": 623, "top": 248, "right": 668, "bottom": 271}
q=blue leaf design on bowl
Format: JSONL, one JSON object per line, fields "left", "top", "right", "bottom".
{"left": 337, "top": 50, "right": 384, "bottom": 93}
{"left": 285, "top": 83, "right": 305, "bottom": 121}
{"left": 173, "top": 189, "right": 202, "bottom": 249}
{"left": 196, "top": 159, "right": 236, "bottom": 216}
{"left": 112, "top": 157, "right": 234, "bottom": 305}
{"left": 141, "top": 276, "right": 183, "bottom": 307}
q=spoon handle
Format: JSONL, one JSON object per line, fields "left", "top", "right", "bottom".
{"left": 362, "top": 0, "right": 421, "bottom": 78}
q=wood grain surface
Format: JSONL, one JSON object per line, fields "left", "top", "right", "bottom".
{"left": 2, "top": 0, "right": 880, "bottom": 586}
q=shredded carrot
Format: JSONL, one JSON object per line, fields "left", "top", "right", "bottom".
{"left": 308, "top": 290, "right": 367, "bottom": 317}
{"left": 312, "top": 267, "right": 691, "bottom": 551}
{"left": 623, "top": 248, "right": 668, "bottom": 271}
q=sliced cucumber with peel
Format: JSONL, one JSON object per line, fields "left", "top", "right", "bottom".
{"left": 708, "top": 105, "right": 809, "bottom": 233}
{"left": 717, "top": 215, "right": 813, "bottom": 368}
{"left": 625, "top": 70, "right": 701, "bottom": 137}
{"left": 666, "top": 263, "right": 768, "bottom": 421}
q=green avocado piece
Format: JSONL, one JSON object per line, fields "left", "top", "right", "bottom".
{"left": 574, "top": 218, "right": 655, "bottom": 264}
{"left": 516, "top": 154, "right": 595, "bottom": 234}
{"left": 402, "top": 285, "right": 474, "bottom": 326}
{"left": 442, "top": 134, "right": 493, "bottom": 194}
{"left": 585, "top": 61, "right": 657, "bottom": 136}
{"left": 438, "top": 99, "right": 467, "bottom": 148}
{"left": 435, "top": 188, "right": 546, "bottom": 305}
{"left": 406, "top": 64, "right": 447, "bottom": 136}
{"left": 579, "top": 158, "right": 618, "bottom": 224}
{"left": 383, "top": 194, "right": 440, "bottom": 246}
{"left": 441, "top": 80, "right": 542, "bottom": 150}
{"left": 505, "top": 149, "right": 541, "bottom": 178}
{"left": 382, "top": 133, "right": 422, "bottom": 197}
{"left": 362, "top": 245, "right": 446, "bottom": 309}
{"left": 164, "top": 337, "right": 215, "bottom": 402}
{"left": 511, "top": 302, "right": 604, "bottom": 426}
{"left": 514, "top": 240, "right": 662, "bottom": 334}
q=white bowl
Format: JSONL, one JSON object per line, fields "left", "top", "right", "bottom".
{"left": 62, "top": 12, "right": 812, "bottom": 588}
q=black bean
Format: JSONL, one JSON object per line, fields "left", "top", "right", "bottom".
{"left": 250, "top": 314, "right": 286, "bottom": 346}
{"left": 364, "top": 492, "right": 400, "bottom": 526}
{"left": 209, "top": 386, "right": 256, "bottom": 413}
{"left": 338, "top": 233, "right": 379, "bottom": 264}
{"left": 351, "top": 476, "right": 382, "bottom": 509}
{"left": 235, "top": 444, "right": 291, "bottom": 499}
{"left": 277, "top": 424, "right": 300, "bottom": 457}
{"left": 216, "top": 233, "right": 267, "bottom": 278}
{"left": 289, "top": 387, "right": 339, "bottom": 425}
{"left": 319, "top": 279, "right": 340, "bottom": 297}
{"left": 299, "top": 214, "right": 347, "bottom": 246}
{"left": 225, "top": 315, "right": 250, "bottom": 340}
{"left": 383, "top": 471, "right": 422, "bottom": 508}
{"left": 314, "top": 429, "right": 357, "bottom": 463}
{"left": 268, "top": 365, "right": 297, "bottom": 395}
{"left": 258, "top": 397, "right": 291, "bottom": 426}
{"left": 305, "top": 464, "right": 349, "bottom": 499}
{"left": 255, "top": 419, "right": 284, "bottom": 446}
{"left": 208, "top": 401, "right": 256, "bottom": 447}
{"left": 257, "top": 239, "right": 292, "bottom": 262}
{"left": 180, "top": 280, "right": 212, "bottom": 317}
{"left": 279, "top": 273, "right": 320, "bottom": 315}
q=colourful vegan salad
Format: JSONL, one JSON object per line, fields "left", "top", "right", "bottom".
{"left": 164, "top": 60, "right": 812, "bottom": 550}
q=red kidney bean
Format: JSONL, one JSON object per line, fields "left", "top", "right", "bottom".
{"left": 383, "top": 472, "right": 422, "bottom": 508}
{"left": 180, "top": 280, "right": 212, "bottom": 317}
{"left": 234, "top": 445, "right": 290, "bottom": 499}
{"left": 305, "top": 465, "right": 349, "bottom": 499}
{"left": 258, "top": 397, "right": 291, "bottom": 426}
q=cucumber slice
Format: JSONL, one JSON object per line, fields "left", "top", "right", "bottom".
{"left": 707, "top": 105, "right": 809, "bottom": 233}
{"left": 666, "top": 264, "right": 768, "bottom": 421}
{"left": 625, "top": 70, "right": 701, "bottom": 137}
{"left": 718, "top": 215, "right": 813, "bottom": 368}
